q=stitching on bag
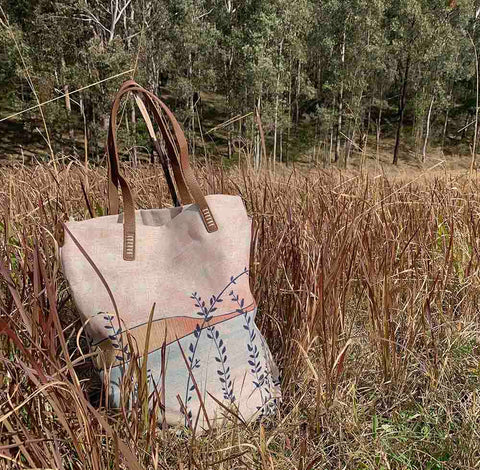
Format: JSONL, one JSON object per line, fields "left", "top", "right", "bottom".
{"left": 201, "top": 208, "right": 217, "bottom": 230}
{"left": 124, "top": 233, "right": 135, "bottom": 257}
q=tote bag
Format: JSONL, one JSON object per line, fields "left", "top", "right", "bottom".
{"left": 59, "top": 80, "right": 281, "bottom": 427}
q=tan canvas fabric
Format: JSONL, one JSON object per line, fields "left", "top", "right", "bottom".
{"left": 59, "top": 82, "right": 280, "bottom": 427}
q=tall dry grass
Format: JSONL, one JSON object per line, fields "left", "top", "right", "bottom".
{"left": 1, "top": 160, "right": 480, "bottom": 469}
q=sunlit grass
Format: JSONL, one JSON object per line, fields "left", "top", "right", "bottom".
{"left": 1, "top": 161, "right": 480, "bottom": 469}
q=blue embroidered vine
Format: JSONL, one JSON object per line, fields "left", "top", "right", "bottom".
{"left": 183, "top": 267, "right": 248, "bottom": 420}
{"left": 206, "top": 325, "right": 235, "bottom": 402}
{"left": 229, "top": 292, "right": 272, "bottom": 413}
{"left": 101, "top": 313, "right": 130, "bottom": 363}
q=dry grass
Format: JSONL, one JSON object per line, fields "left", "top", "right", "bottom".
{"left": 1, "top": 160, "right": 480, "bottom": 469}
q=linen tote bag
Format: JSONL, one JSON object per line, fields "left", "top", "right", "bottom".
{"left": 59, "top": 80, "right": 281, "bottom": 427}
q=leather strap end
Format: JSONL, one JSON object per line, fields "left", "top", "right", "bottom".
{"left": 200, "top": 206, "right": 218, "bottom": 233}
{"left": 123, "top": 229, "right": 135, "bottom": 261}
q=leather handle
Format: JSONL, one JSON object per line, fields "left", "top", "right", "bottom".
{"left": 106, "top": 81, "right": 218, "bottom": 261}
{"left": 108, "top": 80, "right": 192, "bottom": 210}
{"left": 133, "top": 94, "right": 180, "bottom": 207}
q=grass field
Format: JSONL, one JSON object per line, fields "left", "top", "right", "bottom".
{"left": 1, "top": 161, "right": 480, "bottom": 469}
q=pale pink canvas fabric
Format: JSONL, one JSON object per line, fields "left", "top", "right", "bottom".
{"left": 61, "top": 194, "right": 281, "bottom": 426}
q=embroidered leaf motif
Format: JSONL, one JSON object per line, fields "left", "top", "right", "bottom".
{"left": 229, "top": 292, "right": 273, "bottom": 409}
{"left": 183, "top": 270, "right": 249, "bottom": 422}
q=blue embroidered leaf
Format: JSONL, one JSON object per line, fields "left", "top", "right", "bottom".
{"left": 215, "top": 357, "right": 221, "bottom": 363}
{"left": 189, "top": 343, "right": 194, "bottom": 353}
{"left": 240, "top": 298, "right": 244, "bottom": 308}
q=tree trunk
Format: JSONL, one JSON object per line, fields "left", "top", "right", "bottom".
{"left": 273, "top": 41, "right": 283, "bottom": 169}
{"left": 280, "top": 130, "right": 283, "bottom": 163}
{"left": 376, "top": 85, "right": 383, "bottom": 166}
{"left": 327, "top": 126, "right": 333, "bottom": 167}
{"left": 393, "top": 55, "right": 410, "bottom": 165}
{"left": 422, "top": 95, "right": 435, "bottom": 163}
{"left": 131, "top": 99, "right": 137, "bottom": 166}
{"left": 334, "top": 23, "right": 346, "bottom": 163}
{"left": 470, "top": 32, "right": 479, "bottom": 171}
{"left": 442, "top": 107, "right": 449, "bottom": 150}
{"left": 286, "top": 56, "right": 292, "bottom": 165}
{"left": 365, "top": 95, "right": 372, "bottom": 152}
{"left": 346, "top": 128, "right": 355, "bottom": 169}
{"left": 64, "top": 84, "right": 74, "bottom": 141}
{"left": 295, "top": 60, "right": 301, "bottom": 125}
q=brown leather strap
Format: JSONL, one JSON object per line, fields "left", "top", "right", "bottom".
{"left": 136, "top": 87, "right": 219, "bottom": 234}
{"left": 133, "top": 95, "right": 180, "bottom": 207}
{"left": 108, "top": 80, "right": 191, "bottom": 210}
{"left": 106, "top": 81, "right": 218, "bottom": 261}
{"left": 132, "top": 88, "right": 193, "bottom": 205}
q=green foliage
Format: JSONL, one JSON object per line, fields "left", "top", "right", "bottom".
{"left": 1, "top": 0, "right": 480, "bottom": 164}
